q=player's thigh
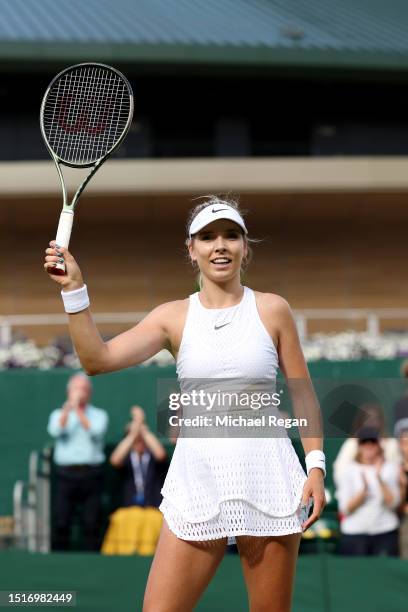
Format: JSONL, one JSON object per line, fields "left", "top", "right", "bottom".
{"left": 236, "top": 532, "right": 301, "bottom": 612}
{"left": 143, "top": 519, "right": 227, "bottom": 612}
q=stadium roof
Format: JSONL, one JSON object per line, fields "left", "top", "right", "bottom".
{"left": 1, "top": 0, "right": 408, "bottom": 71}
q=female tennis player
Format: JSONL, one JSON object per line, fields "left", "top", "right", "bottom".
{"left": 44, "top": 196, "right": 326, "bottom": 612}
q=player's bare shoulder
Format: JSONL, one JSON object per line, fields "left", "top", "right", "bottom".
{"left": 149, "top": 298, "right": 189, "bottom": 325}
{"left": 253, "top": 291, "right": 292, "bottom": 320}
{"left": 252, "top": 291, "right": 295, "bottom": 344}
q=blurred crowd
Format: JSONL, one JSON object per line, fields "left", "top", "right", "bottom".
{"left": 0, "top": 338, "right": 171, "bottom": 369}
{"left": 45, "top": 371, "right": 408, "bottom": 558}
{"left": 47, "top": 373, "right": 171, "bottom": 555}
{"left": 331, "top": 361, "right": 408, "bottom": 558}
{"left": 334, "top": 404, "right": 408, "bottom": 557}
{"left": 2, "top": 330, "right": 408, "bottom": 370}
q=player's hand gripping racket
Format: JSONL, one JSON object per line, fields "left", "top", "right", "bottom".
{"left": 40, "top": 62, "right": 134, "bottom": 274}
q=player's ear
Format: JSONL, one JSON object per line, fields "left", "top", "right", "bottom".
{"left": 243, "top": 238, "right": 249, "bottom": 260}
{"left": 187, "top": 238, "right": 195, "bottom": 262}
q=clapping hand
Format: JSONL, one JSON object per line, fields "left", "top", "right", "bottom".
{"left": 131, "top": 406, "right": 145, "bottom": 424}
{"left": 373, "top": 456, "right": 384, "bottom": 478}
{"left": 361, "top": 472, "right": 369, "bottom": 494}
{"left": 128, "top": 406, "right": 146, "bottom": 437}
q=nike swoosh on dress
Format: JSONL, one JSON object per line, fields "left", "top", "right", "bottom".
{"left": 214, "top": 322, "right": 231, "bottom": 329}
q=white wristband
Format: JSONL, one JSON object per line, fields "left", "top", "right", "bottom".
{"left": 305, "top": 450, "right": 326, "bottom": 478}
{"left": 61, "top": 284, "right": 90, "bottom": 314}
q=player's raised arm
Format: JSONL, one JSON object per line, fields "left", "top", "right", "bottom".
{"left": 44, "top": 242, "right": 169, "bottom": 375}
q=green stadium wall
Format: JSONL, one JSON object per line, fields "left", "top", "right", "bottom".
{"left": 0, "top": 359, "right": 405, "bottom": 515}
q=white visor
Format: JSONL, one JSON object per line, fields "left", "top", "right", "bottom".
{"left": 189, "top": 204, "right": 247, "bottom": 238}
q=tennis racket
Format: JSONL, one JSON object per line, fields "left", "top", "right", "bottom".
{"left": 40, "top": 62, "right": 134, "bottom": 274}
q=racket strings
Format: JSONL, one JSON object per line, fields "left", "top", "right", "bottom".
{"left": 50, "top": 70, "right": 126, "bottom": 161}
{"left": 42, "top": 65, "right": 131, "bottom": 165}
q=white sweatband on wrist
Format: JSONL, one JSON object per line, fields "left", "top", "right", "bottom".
{"left": 305, "top": 450, "right": 326, "bottom": 477}
{"left": 61, "top": 284, "right": 90, "bottom": 314}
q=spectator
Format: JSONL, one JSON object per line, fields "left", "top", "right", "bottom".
{"left": 336, "top": 427, "right": 400, "bottom": 556}
{"left": 47, "top": 373, "right": 108, "bottom": 551}
{"left": 333, "top": 403, "right": 400, "bottom": 487}
{"left": 393, "top": 360, "right": 408, "bottom": 424}
{"left": 394, "top": 418, "right": 408, "bottom": 558}
{"left": 101, "top": 406, "right": 169, "bottom": 556}
{"left": 110, "top": 406, "right": 169, "bottom": 507}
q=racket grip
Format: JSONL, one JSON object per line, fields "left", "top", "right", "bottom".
{"left": 55, "top": 211, "right": 74, "bottom": 272}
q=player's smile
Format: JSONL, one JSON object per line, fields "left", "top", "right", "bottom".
{"left": 210, "top": 257, "right": 232, "bottom": 268}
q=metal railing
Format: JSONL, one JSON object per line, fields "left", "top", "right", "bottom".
{"left": 0, "top": 313, "right": 146, "bottom": 346}
{"left": 13, "top": 480, "right": 26, "bottom": 549}
{"left": 293, "top": 308, "right": 408, "bottom": 340}
{"left": 12, "top": 449, "right": 52, "bottom": 553}
{"left": 2, "top": 309, "right": 408, "bottom": 346}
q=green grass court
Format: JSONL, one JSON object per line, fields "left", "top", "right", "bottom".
{"left": 1, "top": 551, "right": 407, "bottom": 611}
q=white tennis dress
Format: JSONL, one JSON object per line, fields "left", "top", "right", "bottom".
{"left": 159, "top": 286, "right": 307, "bottom": 544}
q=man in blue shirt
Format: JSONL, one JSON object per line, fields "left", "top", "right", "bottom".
{"left": 48, "top": 373, "right": 108, "bottom": 551}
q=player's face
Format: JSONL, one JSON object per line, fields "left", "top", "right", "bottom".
{"left": 189, "top": 220, "right": 248, "bottom": 282}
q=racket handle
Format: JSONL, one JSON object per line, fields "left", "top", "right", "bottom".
{"left": 55, "top": 211, "right": 74, "bottom": 273}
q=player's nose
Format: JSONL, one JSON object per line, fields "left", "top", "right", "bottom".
{"left": 213, "top": 235, "right": 227, "bottom": 249}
